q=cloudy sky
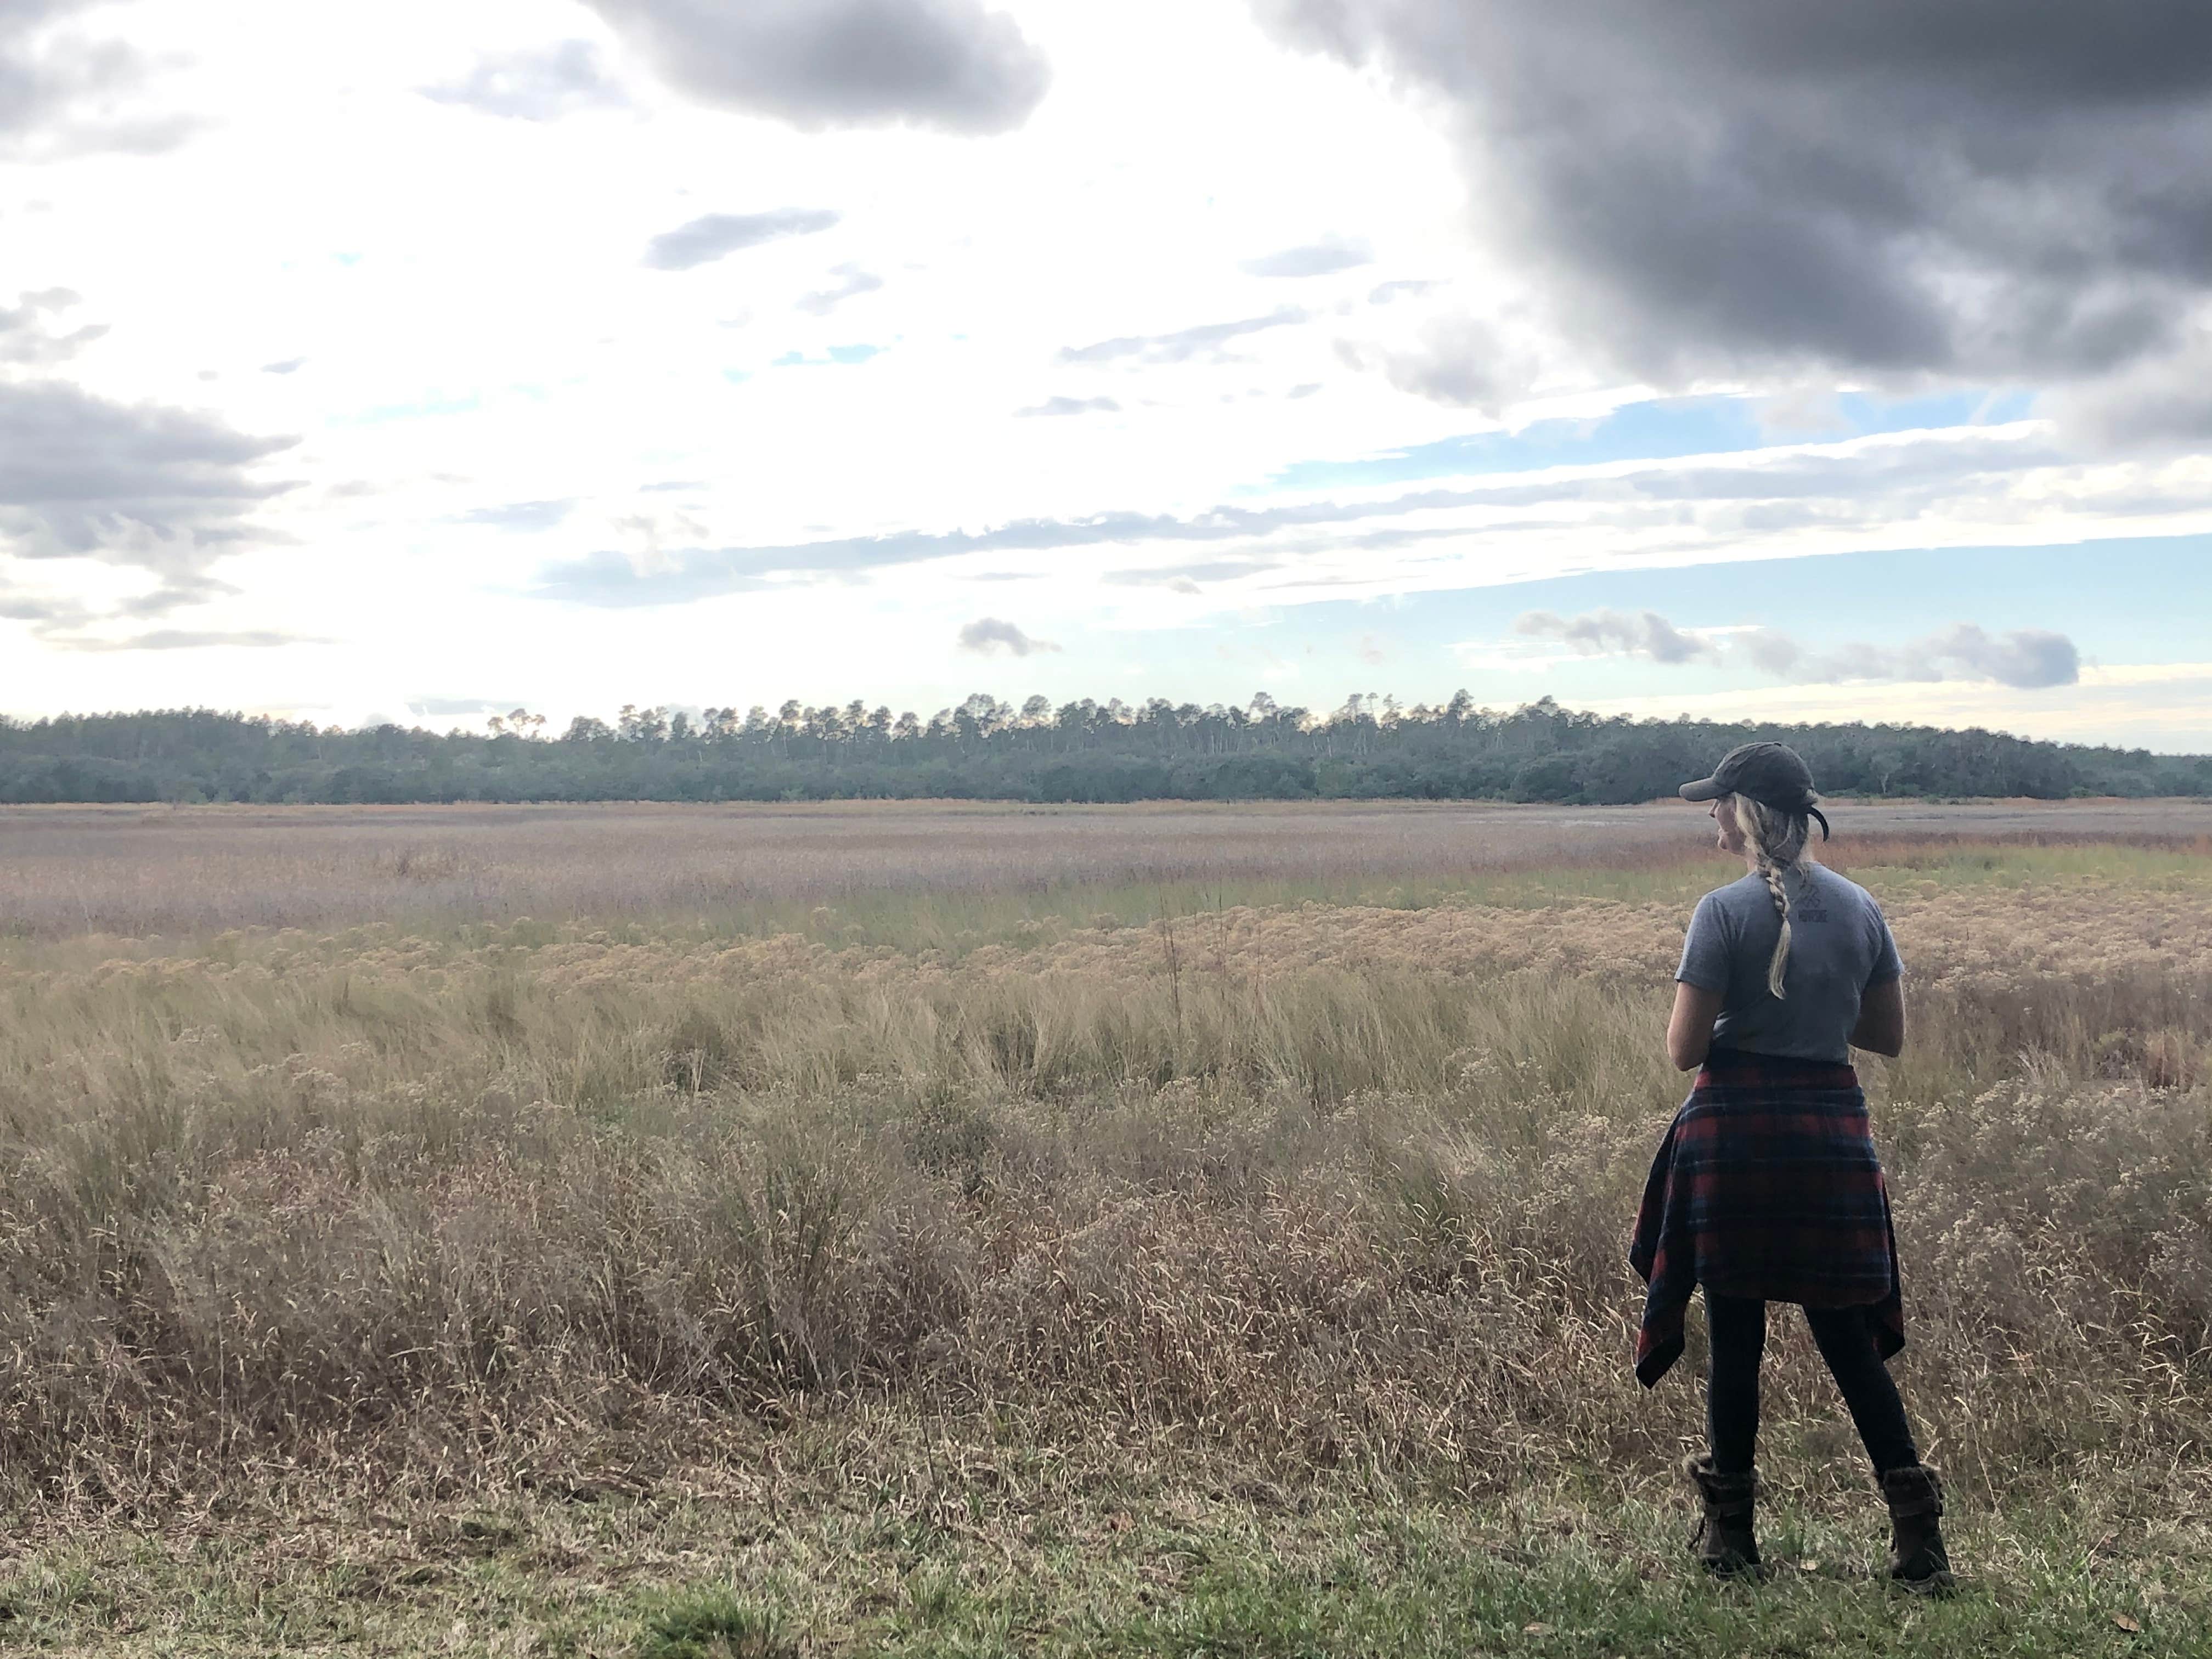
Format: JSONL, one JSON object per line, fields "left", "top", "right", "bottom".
{"left": 6, "top": 0, "right": 2212, "bottom": 748}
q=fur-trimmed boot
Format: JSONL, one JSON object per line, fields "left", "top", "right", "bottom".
{"left": 1881, "top": 1464, "right": 1955, "bottom": 1595}
{"left": 1684, "top": 1455, "right": 1760, "bottom": 1579}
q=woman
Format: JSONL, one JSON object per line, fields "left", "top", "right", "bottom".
{"left": 1628, "top": 741, "right": 1952, "bottom": 1593}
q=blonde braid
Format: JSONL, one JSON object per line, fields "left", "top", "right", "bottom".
{"left": 1734, "top": 794, "right": 1805, "bottom": 999}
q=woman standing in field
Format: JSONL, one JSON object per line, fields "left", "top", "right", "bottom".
{"left": 1628, "top": 742, "right": 1953, "bottom": 1593}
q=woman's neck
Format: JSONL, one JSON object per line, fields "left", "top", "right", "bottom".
{"left": 1744, "top": 852, "right": 1816, "bottom": 875}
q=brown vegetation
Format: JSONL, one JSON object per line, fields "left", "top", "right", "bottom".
{"left": 7, "top": 796, "right": 2212, "bottom": 937}
{"left": 0, "top": 821, "right": 2205, "bottom": 1530}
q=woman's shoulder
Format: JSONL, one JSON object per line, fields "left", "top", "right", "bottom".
{"left": 1803, "top": 862, "right": 1880, "bottom": 907}
{"left": 1693, "top": 873, "right": 1764, "bottom": 915}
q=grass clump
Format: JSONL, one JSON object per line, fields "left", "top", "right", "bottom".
{"left": 640, "top": 1593, "right": 796, "bottom": 1659}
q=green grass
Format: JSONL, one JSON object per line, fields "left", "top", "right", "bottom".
{"left": 638, "top": 1595, "right": 795, "bottom": 1659}
{"left": 0, "top": 1464, "right": 2197, "bottom": 1657}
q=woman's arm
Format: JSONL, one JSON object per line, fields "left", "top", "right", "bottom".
{"left": 1851, "top": 976, "right": 1906, "bottom": 1058}
{"left": 1667, "top": 982, "right": 1726, "bottom": 1072}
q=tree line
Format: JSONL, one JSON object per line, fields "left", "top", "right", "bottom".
{"left": 1, "top": 693, "right": 2204, "bottom": 805}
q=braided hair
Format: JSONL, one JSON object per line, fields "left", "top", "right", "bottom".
{"left": 1732, "top": 794, "right": 1813, "bottom": 999}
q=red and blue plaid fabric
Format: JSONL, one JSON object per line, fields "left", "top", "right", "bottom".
{"left": 1629, "top": 1048, "right": 1905, "bottom": 1387}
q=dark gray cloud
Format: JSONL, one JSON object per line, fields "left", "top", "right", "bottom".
{"left": 957, "top": 616, "right": 1059, "bottom": 656}
{"left": 0, "top": 287, "right": 104, "bottom": 365}
{"left": 0, "top": 0, "right": 196, "bottom": 158}
{"left": 1060, "top": 308, "right": 1309, "bottom": 365}
{"left": 1926, "top": 626, "right": 2081, "bottom": 689}
{"left": 645, "top": 208, "right": 841, "bottom": 271}
{"left": 2050, "top": 332, "right": 2212, "bottom": 450}
{"left": 0, "top": 381, "right": 297, "bottom": 592}
{"left": 457, "top": 499, "right": 574, "bottom": 531}
{"left": 1342, "top": 312, "right": 1527, "bottom": 411}
{"left": 583, "top": 0, "right": 1049, "bottom": 135}
{"left": 795, "top": 263, "right": 884, "bottom": 315}
{"left": 1517, "top": 607, "right": 1714, "bottom": 664}
{"left": 1519, "top": 606, "right": 2080, "bottom": 689}
{"left": 1016, "top": 395, "right": 1120, "bottom": 417}
{"left": 420, "top": 41, "right": 626, "bottom": 121}
{"left": 1240, "top": 235, "right": 1372, "bottom": 279}
{"left": 1256, "top": 0, "right": 2212, "bottom": 384}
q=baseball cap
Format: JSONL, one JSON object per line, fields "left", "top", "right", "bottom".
{"left": 1679, "top": 741, "right": 1820, "bottom": 814}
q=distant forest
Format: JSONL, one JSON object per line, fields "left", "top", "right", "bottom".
{"left": 2, "top": 695, "right": 2205, "bottom": 805}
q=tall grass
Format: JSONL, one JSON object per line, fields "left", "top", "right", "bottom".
{"left": 0, "top": 841, "right": 2205, "bottom": 1517}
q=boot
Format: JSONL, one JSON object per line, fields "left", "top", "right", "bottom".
{"left": 1881, "top": 1464, "right": 1955, "bottom": 1595}
{"left": 1684, "top": 1454, "right": 1760, "bottom": 1579}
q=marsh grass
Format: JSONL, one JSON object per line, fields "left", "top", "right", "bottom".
{"left": 0, "top": 843, "right": 2205, "bottom": 1498}
{"left": 0, "top": 818, "right": 2206, "bottom": 1651}
{"left": 4, "top": 797, "right": 2209, "bottom": 940}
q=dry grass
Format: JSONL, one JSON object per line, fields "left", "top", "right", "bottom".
{"left": 8, "top": 797, "right": 2212, "bottom": 939}
{"left": 0, "top": 818, "right": 2206, "bottom": 1549}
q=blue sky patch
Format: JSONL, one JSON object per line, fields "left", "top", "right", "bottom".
{"left": 1253, "top": 387, "right": 2041, "bottom": 495}
{"left": 1267, "top": 535, "right": 2206, "bottom": 668}
{"left": 772, "top": 343, "right": 885, "bottom": 368}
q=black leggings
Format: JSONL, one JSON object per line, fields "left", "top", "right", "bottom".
{"left": 1705, "top": 1289, "right": 1919, "bottom": 1475}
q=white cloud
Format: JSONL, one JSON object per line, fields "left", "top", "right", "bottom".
{"left": 0, "top": 0, "right": 200, "bottom": 159}
{"left": 957, "top": 616, "right": 1059, "bottom": 655}
{"left": 419, "top": 40, "right": 627, "bottom": 121}
{"left": 1516, "top": 607, "right": 1714, "bottom": 665}
{"left": 1515, "top": 607, "right": 2081, "bottom": 690}
{"left": 0, "top": 287, "right": 106, "bottom": 364}
{"left": 795, "top": 263, "right": 884, "bottom": 315}
{"left": 643, "top": 208, "right": 842, "bottom": 270}
{"left": 1577, "top": 663, "right": 2212, "bottom": 754}
{"left": 1240, "top": 234, "right": 1371, "bottom": 278}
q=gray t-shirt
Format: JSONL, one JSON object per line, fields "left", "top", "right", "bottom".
{"left": 1676, "top": 862, "right": 1904, "bottom": 1064}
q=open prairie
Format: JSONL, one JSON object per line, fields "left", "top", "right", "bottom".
{"left": 0, "top": 801, "right": 2207, "bottom": 1655}
{"left": 7, "top": 795, "right": 2212, "bottom": 938}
